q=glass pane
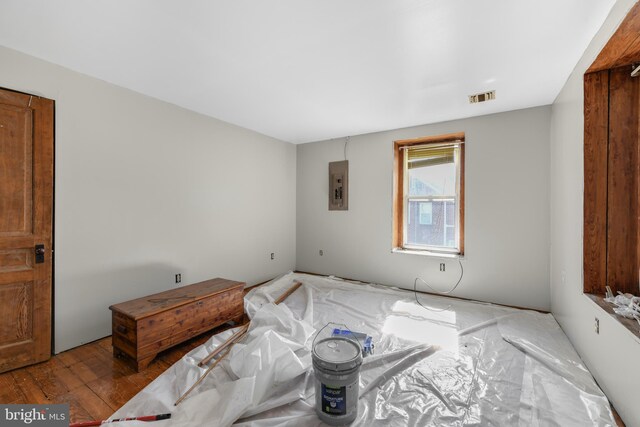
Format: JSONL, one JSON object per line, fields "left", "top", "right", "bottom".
{"left": 408, "top": 162, "right": 456, "bottom": 197}
{"left": 407, "top": 199, "right": 457, "bottom": 249}
{"left": 419, "top": 202, "right": 432, "bottom": 225}
{"left": 445, "top": 200, "right": 455, "bottom": 226}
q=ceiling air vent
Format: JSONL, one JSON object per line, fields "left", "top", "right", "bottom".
{"left": 469, "top": 90, "right": 496, "bottom": 104}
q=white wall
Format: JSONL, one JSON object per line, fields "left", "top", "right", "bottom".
{"left": 550, "top": 1, "right": 640, "bottom": 425}
{"left": 0, "top": 45, "right": 297, "bottom": 353}
{"left": 297, "top": 106, "right": 551, "bottom": 311}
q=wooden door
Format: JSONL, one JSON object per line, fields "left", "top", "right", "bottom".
{"left": 0, "top": 88, "right": 54, "bottom": 373}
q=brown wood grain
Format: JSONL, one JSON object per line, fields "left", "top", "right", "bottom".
{"left": 11, "top": 369, "right": 49, "bottom": 404}
{"left": 273, "top": 281, "right": 303, "bottom": 304}
{"left": 52, "top": 366, "right": 84, "bottom": 391}
{"left": 109, "top": 277, "right": 243, "bottom": 320}
{"left": 65, "top": 385, "right": 115, "bottom": 422}
{"left": 86, "top": 375, "right": 139, "bottom": 411}
{"left": 0, "top": 88, "right": 54, "bottom": 374}
{"left": 55, "top": 389, "right": 95, "bottom": 424}
{"left": 26, "top": 361, "right": 70, "bottom": 400}
{"left": 111, "top": 278, "right": 244, "bottom": 371}
{"left": 584, "top": 0, "right": 640, "bottom": 297}
{"left": 2, "top": 332, "right": 222, "bottom": 423}
{"left": 606, "top": 66, "right": 639, "bottom": 295}
{"left": 0, "top": 371, "right": 27, "bottom": 402}
{"left": 394, "top": 132, "right": 465, "bottom": 147}
{"left": 583, "top": 71, "right": 610, "bottom": 294}
{"left": 458, "top": 142, "right": 465, "bottom": 255}
{"left": 68, "top": 360, "right": 101, "bottom": 385}
{"left": 392, "top": 140, "right": 404, "bottom": 248}
{"left": 588, "top": 2, "right": 640, "bottom": 73}
{"left": 30, "top": 95, "right": 54, "bottom": 366}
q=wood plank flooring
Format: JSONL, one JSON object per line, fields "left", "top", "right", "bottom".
{"left": 0, "top": 328, "right": 221, "bottom": 424}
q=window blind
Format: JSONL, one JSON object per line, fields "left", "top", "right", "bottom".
{"left": 407, "top": 145, "right": 456, "bottom": 169}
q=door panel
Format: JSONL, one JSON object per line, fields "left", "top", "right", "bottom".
{"left": 0, "top": 88, "right": 53, "bottom": 373}
{"left": 0, "top": 104, "right": 32, "bottom": 235}
{"left": 0, "top": 281, "right": 33, "bottom": 345}
{"left": 0, "top": 248, "right": 32, "bottom": 272}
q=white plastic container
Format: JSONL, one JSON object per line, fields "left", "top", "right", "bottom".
{"left": 312, "top": 337, "right": 363, "bottom": 425}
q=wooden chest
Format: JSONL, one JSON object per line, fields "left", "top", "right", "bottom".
{"left": 109, "top": 278, "right": 245, "bottom": 371}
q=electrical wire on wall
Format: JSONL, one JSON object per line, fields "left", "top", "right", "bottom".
{"left": 414, "top": 258, "right": 464, "bottom": 312}
{"left": 344, "top": 136, "right": 350, "bottom": 160}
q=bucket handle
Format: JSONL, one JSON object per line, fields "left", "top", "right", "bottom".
{"left": 313, "top": 322, "right": 364, "bottom": 352}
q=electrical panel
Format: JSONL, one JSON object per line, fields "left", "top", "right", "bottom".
{"left": 329, "top": 160, "right": 348, "bottom": 210}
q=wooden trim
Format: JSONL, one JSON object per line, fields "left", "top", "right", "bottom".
{"left": 606, "top": 66, "right": 639, "bottom": 295}
{"left": 33, "top": 95, "right": 55, "bottom": 364}
{"left": 392, "top": 140, "right": 405, "bottom": 248}
{"left": 587, "top": 2, "right": 640, "bottom": 73}
{"left": 612, "top": 404, "right": 627, "bottom": 427}
{"left": 394, "top": 132, "right": 465, "bottom": 146}
{"left": 583, "top": 71, "right": 609, "bottom": 294}
{"left": 458, "top": 141, "right": 465, "bottom": 255}
{"left": 392, "top": 132, "right": 466, "bottom": 254}
{"left": 0, "top": 87, "right": 34, "bottom": 107}
{"left": 584, "top": 4, "right": 640, "bottom": 297}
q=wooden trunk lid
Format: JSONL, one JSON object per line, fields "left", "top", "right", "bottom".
{"left": 109, "top": 278, "right": 244, "bottom": 320}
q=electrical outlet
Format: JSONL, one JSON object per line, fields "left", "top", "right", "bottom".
{"left": 319, "top": 249, "right": 324, "bottom": 256}
{"left": 270, "top": 252, "right": 275, "bottom": 260}
{"left": 439, "top": 263, "right": 446, "bottom": 272}
{"left": 175, "top": 273, "right": 181, "bottom": 284}
{"left": 594, "top": 317, "right": 600, "bottom": 334}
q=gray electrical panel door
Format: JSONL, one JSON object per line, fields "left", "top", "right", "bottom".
{"left": 329, "top": 160, "right": 348, "bottom": 210}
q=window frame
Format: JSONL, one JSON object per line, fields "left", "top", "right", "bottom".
{"left": 392, "top": 132, "right": 465, "bottom": 256}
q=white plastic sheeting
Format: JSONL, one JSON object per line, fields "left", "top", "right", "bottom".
{"left": 110, "top": 272, "right": 615, "bottom": 426}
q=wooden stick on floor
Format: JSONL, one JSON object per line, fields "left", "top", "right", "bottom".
{"left": 174, "top": 345, "right": 233, "bottom": 406}
{"left": 175, "top": 281, "right": 303, "bottom": 406}
{"left": 196, "top": 281, "right": 302, "bottom": 367}
{"left": 274, "top": 281, "right": 303, "bottom": 305}
{"left": 198, "top": 323, "right": 249, "bottom": 367}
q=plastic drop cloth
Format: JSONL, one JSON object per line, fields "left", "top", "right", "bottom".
{"left": 110, "top": 272, "right": 615, "bottom": 426}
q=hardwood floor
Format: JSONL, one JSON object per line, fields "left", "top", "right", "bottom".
{"left": 0, "top": 327, "right": 226, "bottom": 424}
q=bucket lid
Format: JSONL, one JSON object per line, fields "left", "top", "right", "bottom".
{"left": 313, "top": 337, "right": 362, "bottom": 371}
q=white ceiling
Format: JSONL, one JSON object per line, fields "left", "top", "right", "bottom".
{"left": 0, "top": 0, "right": 616, "bottom": 143}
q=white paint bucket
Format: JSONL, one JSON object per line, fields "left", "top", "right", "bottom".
{"left": 312, "top": 337, "right": 363, "bottom": 425}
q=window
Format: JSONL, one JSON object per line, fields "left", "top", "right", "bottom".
{"left": 418, "top": 202, "right": 432, "bottom": 225}
{"left": 393, "top": 133, "right": 465, "bottom": 255}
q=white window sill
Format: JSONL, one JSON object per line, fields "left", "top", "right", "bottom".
{"left": 391, "top": 247, "right": 464, "bottom": 259}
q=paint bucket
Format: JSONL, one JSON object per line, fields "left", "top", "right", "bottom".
{"left": 312, "top": 336, "right": 363, "bottom": 425}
